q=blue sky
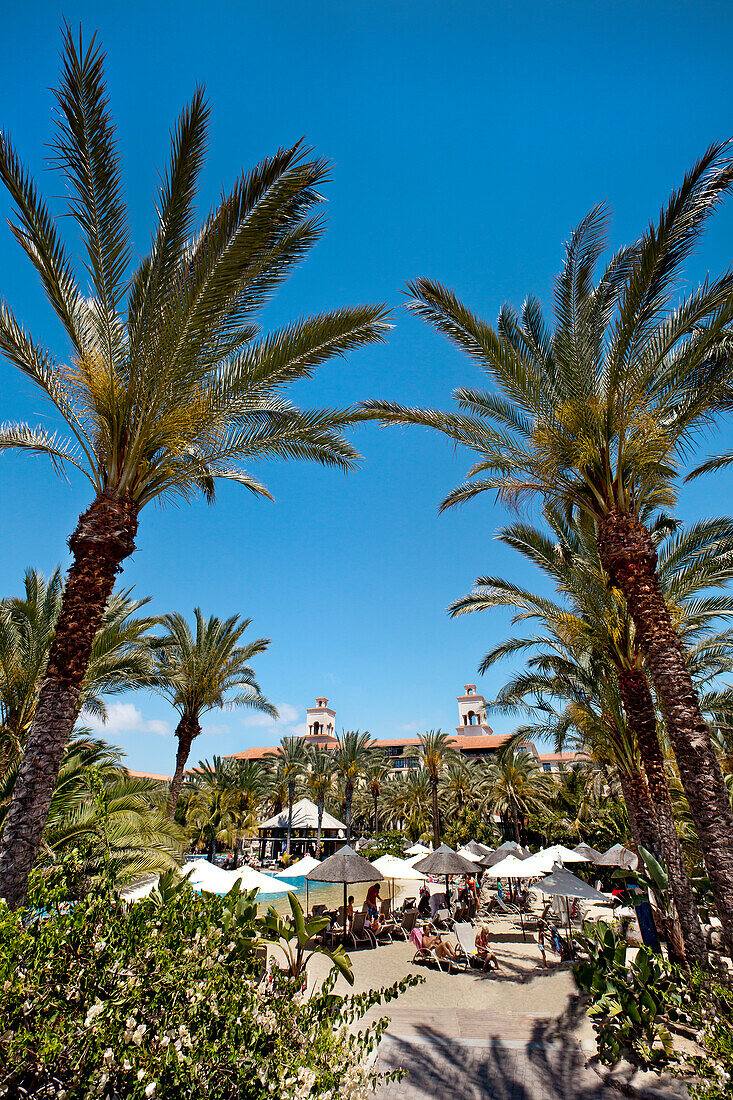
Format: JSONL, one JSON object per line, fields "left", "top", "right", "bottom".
{"left": 1, "top": 1, "right": 733, "bottom": 774}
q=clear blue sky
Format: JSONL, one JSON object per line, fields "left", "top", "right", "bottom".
{"left": 2, "top": 1, "right": 733, "bottom": 774}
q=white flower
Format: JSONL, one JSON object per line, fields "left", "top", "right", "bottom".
{"left": 137, "top": 1069, "right": 146, "bottom": 1081}
{"left": 160, "top": 1035, "right": 170, "bottom": 1049}
{"left": 145, "top": 1083, "right": 156, "bottom": 1098}
{"left": 125, "top": 1016, "right": 137, "bottom": 1029}
{"left": 102, "top": 1048, "right": 114, "bottom": 1065}
{"left": 122, "top": 1058, "right": 132, "bottom": 1071}
{"left": 132, "top": 1024, "right": 147, "bottom": 1046}
{"left": 84, "top": 1000, "right": 105, "bottom": 1027}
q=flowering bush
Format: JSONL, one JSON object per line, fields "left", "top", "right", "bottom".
{"left": 0, "top": 865, "right": 419, "bottom": 1099}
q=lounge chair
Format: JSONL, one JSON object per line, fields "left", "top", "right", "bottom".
{"left": 402, "top": 896, "right": 417, "bottom": 911}
{"left": 394, "top": 908, "right": 419, "bottom": 940}
{"left": 325, "top": 906, "right": 348, "bottom": 947}
{"left": 434, "top": 907, "right": 454, "bottom": 930}
{"left": 453, "top": 922, "right": 482, "bottom": 970}
{"left": 409, "top": 926, "right": 445, "bottom": 971}
{"left": 349, "top": 910, "right": 376, "bottom": 949}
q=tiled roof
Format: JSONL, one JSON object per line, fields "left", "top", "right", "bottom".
{"left": 538, "top": 751, "right": 585, "bottom": 763}
{"left": 226, "top": 731, "right": 526, "bottom": 759}
{"left": 127, "top": 768, "right": 172, "bottom": 782}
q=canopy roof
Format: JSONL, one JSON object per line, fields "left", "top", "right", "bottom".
{"left": 371, "top": 854, "right": 428, "bottom": 882}
{"left": 494, "top": 840, "right": 527, "bottom": 856}
{"left": 537, "top": 865, "right": 608, "bottom": 902}
{"left": 517, "top": 845, "right": 588, "bottom": 876}
{"left": 274, "top": 855, "right": 321, "bottom": 878}
{"left": 405, "top": 842, "right": 432, "bottom": 856}
{"left": 259, "top": 798, "right": 346, "bottom": 832}
{"left": 181, "top": 858, "right": 238, "bottom": 894}
{"left": 231, "top": 866, "right": 296, "bottom": 894}
{"left": 596, "top": 843, "right": 638, "bottom": 870}
{"left": 306, "top": 844, "right": 383, "bottom": 884}
{"left": 465, "top": 840, "right": 494, "bottom": 856}
{"left": 573, "top": 843, "right": 605, "bottom": 862}
{"left": 457, "top": 845, "right": 484, "bottom": 863}
{"left": 484, "top": 854, "right": 531, "bottom": 879}
{"left": 414, "top": 844, "right": 478, "bottom": 877}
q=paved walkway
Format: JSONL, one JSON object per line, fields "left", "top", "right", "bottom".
{"left": 373, "top": 1007, "right": 617, "bottom": 1099}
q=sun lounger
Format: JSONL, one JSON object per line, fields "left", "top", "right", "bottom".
{"left": 402, "top": 897, "right": 417, "bottom": 911}
{"left": 409, "top": 926, "right": 445, "bottom": 971}
{"left": 434, "top": 907, "right": 454, "bottom": 930}
{"left": 349, "top": 910, "right": 376, "bottom": 949}
{"left": 453, "top": 922, "right": 483, "bottom": 969}
{"left": 394, "top": 908, "right": 419, "bottom": 940}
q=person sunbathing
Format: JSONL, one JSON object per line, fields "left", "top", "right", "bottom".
{"left": 474, "top": 922, "right": 501, "bottom": 972}
{"left": 422, "top": 925, "right": 458, "bottom": 961}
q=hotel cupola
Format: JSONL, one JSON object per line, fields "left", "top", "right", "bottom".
{"left": 304, "top": 696, "right": 338, "bottom": 746}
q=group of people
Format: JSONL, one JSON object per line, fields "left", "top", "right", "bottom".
{"left": 419, "top": 920, "right": 501, "bottom": 972}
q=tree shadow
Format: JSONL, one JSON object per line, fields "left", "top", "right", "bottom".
{"left": 375, "top": 997, "right": 615, "bottom": 1099}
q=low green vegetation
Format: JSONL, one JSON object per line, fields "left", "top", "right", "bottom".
{"left": 0, "top": 862, "right": 418, "bottom": 1099}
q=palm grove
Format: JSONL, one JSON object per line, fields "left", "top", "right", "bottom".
{"left": 0, "top": 31, "right": 733, "bottom": 981}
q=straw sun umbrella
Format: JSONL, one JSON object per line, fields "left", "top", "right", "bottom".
{"left": 306, "top": 845, "right": 383, "bottom": 935}
{"left": 413, "top": 843, "right": 478, "bottom": 904}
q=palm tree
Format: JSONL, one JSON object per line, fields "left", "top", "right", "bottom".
{"left": 450, "top": 512, "right": 732, "bottom": 962}
{"left": 183, "top": 758, "right": 236, "bottom": 863}
{"left": 416, "top": 730, "right": 457, "bottom": 848}
{"left": 363, "top": 756, "right": 392, "bottom": 835}
{"left": 304, "top": 747, "right": 335, "bottom": 857}
{"left": 220, "top": 758, "right": 269, "bottom": 868}
{"left": 363, "top": 151, "right": 733, "bottom": 949}
{"left": 0, "top": 736, "right": 183, "bottom": 887}
{"left": 441, "top": 756, "right": 481, "bottom": 815}
{"left": 332, "top": 731, "right": 376, "bottom": 843}
{"left": 384, "top": 767, "right": 432, "bottom": 841}
{"left": 0, "top": 569, "right": 156, "bottom": 768}
{"left": 0, "top": 29, "right": 389, "bottom": 908}
{"left": 481, "top": 746, "right": 554, "bottom": 844}
{"left": 154, "top": 609, "right": 275, "bottom": 816}
{"left": 266, "top": 737, "right": 309, "bottom": 856}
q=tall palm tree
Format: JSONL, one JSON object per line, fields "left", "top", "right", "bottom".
{"left": 266, "top": 737, "right": 309, "bottom": 855}
{"left": 363, "top": 756, "right": 392, "bottom": 835}
{"left": 416, "top": 730, "right": 457, "bottom": 848}
{"left": 450, "top": 512, "right": 733, "bottom": 963}
{"left": 304, "top": 747, "right": 335, "bottom": 857}
{"left": 363, "top": 150, "right": 733, "bottom": 949}
{"left": 155, "top": 609, "right": 275, "bottom": 816}
{"left": 332, "top": 731, "right": 376, "bottom": 843}
{"left": 0, "top": 28, "right": 389, "bottom": 908}
{"left": 481, "top": 746, "right": 554, "bottom": 844}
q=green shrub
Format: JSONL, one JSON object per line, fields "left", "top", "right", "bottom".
{"left": 574, "top": 921, "right": 733, "bottom": 1097}
{"left": 0, "top": 864, "right": 419, "bottom": 1099}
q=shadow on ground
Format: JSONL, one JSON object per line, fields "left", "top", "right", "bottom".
{"left": 375, "top": 997, "right": 616, "bottom": 1099}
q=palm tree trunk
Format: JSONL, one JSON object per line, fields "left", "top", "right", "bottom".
{"left": 167, "top": 713, "right": 200, "bottom": 818}
{"left": 431, "top": 776, "right": 440, "bottom": 848}
{"left": 599, "top": 509, "right": 733, "bottom": 954}
{"left": 287, "top": 782, "right": 295, "bottom": 855}
{"left": 208, "top": 834, "right": 216, "bottom": 862}
{"left": 618, "top": 668, "right": 707, "bottom": 966}
{"left": 0, "top": 492, "right": 138, "bottom": 909}
{"left": 618, "top": 766, "right": 659, "bottom": 856}
{"left": 346, "top": 782, "right": 353, "bottom": 843}
{"left": 317, "top": 796, "right": 324, "bottom": 858}
{"left": 510, "top": 803, "right": 520, "bottom": 844}
{"left": 373, "top": 792, "right": 379, "bottom": 835}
